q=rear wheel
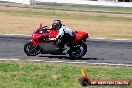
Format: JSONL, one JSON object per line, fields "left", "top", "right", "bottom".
{"left": 24, "top": 42, "right": 41, "bottom": 56}
{"left": 68, "top": 41, "right": 87, "bottom": 59}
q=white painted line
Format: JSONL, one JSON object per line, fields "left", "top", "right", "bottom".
{"left": 9, "top": 59, "right": 20, "bottom": 61}
{"left": 92, "top": 38, "right": 106, "bottom": 40}
{"left": 0, "top": 59, "right": 9, "bottom": 61}
{"left": 91, "top": 38, "right": 132, "bottom": 41}
{"left": 86, "top": 62, "right": 132, "bottom": 67}
{"left": 0, "top": 58, "right": 132, "bottom": 67}
{"left": 29, "top": 59, "right": 44, "bottom": 62}
{"left": 0, "top": 33, "right": 31, "bottom": 36}
{"left": 0, "top": 58, "right": 20, "bottom": 61}
{"left": 68, "top": 61, "right": 87, "bottom": 64}
{"left": 45, "top": 60, "right": 65, "bottom": 63}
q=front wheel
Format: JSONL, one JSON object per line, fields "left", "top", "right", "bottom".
{"left": 68, "top": 41, "right": 87, "bottom": 59}
{"left": 24, "top": 42, "right": 41, "bottom": 56}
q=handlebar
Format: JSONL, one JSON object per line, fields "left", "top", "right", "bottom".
{"left": 42, "top": 36, "right": 56, "bottom": 42}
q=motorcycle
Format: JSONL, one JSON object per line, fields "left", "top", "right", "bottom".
{"left": 24, "top": 23, "right": 89, "bottom": 59}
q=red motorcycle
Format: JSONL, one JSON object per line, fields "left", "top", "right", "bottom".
{"left": 24, "top": 23, "right": 89, "bottom": 59}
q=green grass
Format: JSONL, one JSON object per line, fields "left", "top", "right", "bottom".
{"left": 1, "top": 8, "right": 132, "bottom": 22}
{"left": 31, "top": 5, "right": 132, "bottom": 13}
{"left": 0, "top": 61, "right": 131, "bottom": 88}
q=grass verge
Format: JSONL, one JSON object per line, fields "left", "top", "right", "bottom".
{"left": 1, "top": 8, "right": 132, "bottom": 22}
{"left": 30, "top": 4, "right": 132, "bottom": 13}
{"left": 0, "top": 61, "right": 131, "bottom": 88}
{"left": 0, "top": 6, "right": 132, "bottom": 39}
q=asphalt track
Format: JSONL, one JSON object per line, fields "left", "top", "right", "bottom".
{"left": 0, "top": 34, "right": 132, "bottom": 65}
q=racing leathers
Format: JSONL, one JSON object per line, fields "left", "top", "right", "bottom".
{"left": 55, "top": 25, "right": 75, "bottom": 49}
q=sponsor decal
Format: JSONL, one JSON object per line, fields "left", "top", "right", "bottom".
{"left": 79, "top": 68, "right": 131, "bottom": 86}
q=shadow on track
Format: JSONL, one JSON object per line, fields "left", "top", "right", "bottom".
{"left": 39, "top": 55, "right": 98, "bottom": 60}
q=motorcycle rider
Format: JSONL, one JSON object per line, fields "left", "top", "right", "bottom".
{"left": 51, "top": 20, "right": 75, "bottom": 52}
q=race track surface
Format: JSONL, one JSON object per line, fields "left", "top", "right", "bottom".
{"left": 0, "top": 35, "right": 132, "bottom": 65}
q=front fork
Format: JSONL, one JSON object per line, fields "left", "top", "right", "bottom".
{"left": 30, "top": 39, "right": 37, "bottom": 48}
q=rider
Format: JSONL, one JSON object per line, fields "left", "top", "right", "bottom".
{"left": 52, "top": 20, "right": 75, "bottom": 51}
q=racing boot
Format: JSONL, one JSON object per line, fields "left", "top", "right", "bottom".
{"left": 62, "top": 44, "right": 70, "bottom": 54}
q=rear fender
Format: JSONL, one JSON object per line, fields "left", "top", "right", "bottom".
{"left": 72, "top": 41, "right": 87, "bottom": 47}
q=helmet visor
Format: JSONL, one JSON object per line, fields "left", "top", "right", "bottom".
{"left": 52, "top": 23, "right": 60, "bottom": 30}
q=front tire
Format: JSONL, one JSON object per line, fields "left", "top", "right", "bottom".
{"left": 24, "top": 42, "right": 41, "bottom": 56}
{"left": 68, "top": 41, "right": 87, "bottom": 59}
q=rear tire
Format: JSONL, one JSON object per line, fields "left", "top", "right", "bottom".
{"left": 68, "top": 41, "right": 87, "bottom": 59}
{"left": 24, "top": 42, "right": 41, "bottom": 56}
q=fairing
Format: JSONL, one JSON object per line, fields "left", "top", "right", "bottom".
{"left": 30, "top": 24, "right": 88, "bottom": 53}
{"left": 74, "top": 31, "right": 88, "bottom": 42}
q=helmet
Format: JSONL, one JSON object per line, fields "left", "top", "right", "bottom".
{"left": 52, "top": 20, "right": 62, "bottom": 30}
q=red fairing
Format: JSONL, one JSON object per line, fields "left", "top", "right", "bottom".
{"left": 33, "top": 22, "right": 43, "bottom": 34}
{"left": 31, "top": 29, "right": 58, "bottom": 46}
{"left": 74, "top": 31, "right": 88, "bottom": 42}
{"left": 33, "top": 29, "right": 58, "bottom": 39}
{"left": 39, "top": 22, "right": 43, "bottom": 29}
{"left": 47, "top": 30, "right": 58, "bottom": 38}
{"left": 30, "top": 39, "right": 37, "bottom": 47}
{"left": 33, "top": 33, "right": 43, "bottom": 40}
